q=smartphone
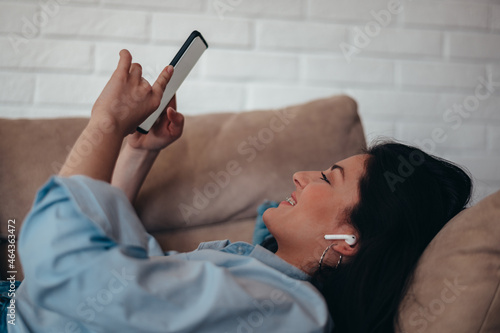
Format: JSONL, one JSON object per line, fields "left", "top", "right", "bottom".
{"left": 137, "top": 30, "right": 208, "bottom": 133}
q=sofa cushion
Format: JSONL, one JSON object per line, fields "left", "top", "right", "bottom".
{"left": 398, "top": 190, "right": 500, "bottom": 332}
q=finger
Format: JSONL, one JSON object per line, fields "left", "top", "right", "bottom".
{"left": 140, "top": 77, "right": 151, "bottom": 90}
{"left": 116, "top": 49, "right": 132, "bottom": 75}
{"left": 167, "top": 107, "right": 184, "bottom": 131}
{"left": 129, "top": 63, "right": 143, "bottom": 83}
{"left": 167, "top": 94, "right": 177, "bottom": 110}
{"left": 152, "top": 65, "right": 174, "bottom": 99}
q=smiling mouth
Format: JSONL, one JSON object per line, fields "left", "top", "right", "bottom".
{"left": 285, "top": 197, "right": 296, "bottom": 206}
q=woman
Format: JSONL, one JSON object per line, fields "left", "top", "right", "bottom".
{"left": 4, "top": 50, "right": 471, "bottom": 333}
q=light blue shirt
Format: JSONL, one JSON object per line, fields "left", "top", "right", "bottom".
{"left": 9, "top": 176, "right": 332, "bottom": 332}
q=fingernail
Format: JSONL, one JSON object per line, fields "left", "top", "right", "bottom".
{"left": 167, "top": 66, "right": 174, "bottom": 75}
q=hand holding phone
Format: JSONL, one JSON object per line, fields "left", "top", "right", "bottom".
{"left": 137, "top": 31, "right": 208, "bottom": 133}
{"left": 126, "top": 102, "right": 183, "bottom": 152}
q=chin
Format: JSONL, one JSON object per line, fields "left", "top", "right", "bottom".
{"left": 262, "top": 209, "right": 271, "bottom": 225}
{"left": 262, "top": 208, "right": 279, "bottom": 229}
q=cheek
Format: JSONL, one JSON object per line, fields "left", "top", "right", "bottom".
{"left": 300, "top": 190, "right": 338, "bottom": 220}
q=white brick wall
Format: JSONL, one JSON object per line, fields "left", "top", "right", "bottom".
{"left": 305, "top": 56, "right": 395, "bottom": 85}
{"left": 35, "top": 73, "right": 109, "bottom": 105}
{"left": 0, "top": 0, "right": 499, "bottom": 201}
{"left": 308, "top": 0, "right": 393, "bottom": 22}
{"left": 208, "top": 0, "right": 304, "bottom": 18}
{"left": 153, "top": 14, "right": 252, "bottom": 47}
{"left": 0, "top": 3, "right": 38, "bottom": 33}
{"left": 0, "top": 73, "right": 35, "bottom": 103}
{"left": 492, "top": 5, "right": 500, "bottom": 31}
{"left": 401, "top": 1, "right": 489, "bottom": 29}
{"left": 350, "top": 27, "right": 442, "bottom": 58}
{"left": 205, "top": 50, "right": 299, "bottom": 81}
{"left": 256, "top": 20, "right": 345, "bottom": 51}
{"left": 488, "top": 125, "right": 500, "bottom": 151}
{"left": 399, "top": 61, "right": 486, "bottom": 89}
{"left": 448, "top": 32, "right": 500, "bottom": 60}
{"left": 43, "top": 7, "right": 149, "bottom": 40}
{"left": 0, "top": 38, "right": 93, "bottom": 70}
{"left": 103, "top": 0, "right": 205, "bottom": 11}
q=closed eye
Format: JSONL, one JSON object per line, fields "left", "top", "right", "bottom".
{"left": 320, "top": 172, "right": 330, "bottom": 184}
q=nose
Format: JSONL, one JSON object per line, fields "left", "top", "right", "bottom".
{"left": 293, "top": 171, "right": 311, "bottom": 190}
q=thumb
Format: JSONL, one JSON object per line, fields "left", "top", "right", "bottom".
{"left": 166, "top": 107, "right": 184, "bottom": 137}
{"left": 167, "top": 107, "right": 184, "bottom": 126}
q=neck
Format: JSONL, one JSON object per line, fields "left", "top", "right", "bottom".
{"left": 275, "top": 249, "right": 317, "bottom": 276}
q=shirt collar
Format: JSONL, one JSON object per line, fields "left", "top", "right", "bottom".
{"left": 197, "top": 240, "right": 311, "bottom": 282}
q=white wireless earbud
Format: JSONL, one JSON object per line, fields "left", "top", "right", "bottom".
{"left": 324, "top": 234, "right": 357, "bottom": 246}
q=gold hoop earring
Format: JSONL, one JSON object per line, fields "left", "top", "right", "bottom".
{"left": 318, "top": 243, "right": 343, "bottom": 270}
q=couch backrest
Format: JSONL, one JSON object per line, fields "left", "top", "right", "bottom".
{"left": 398, "top": 190, "right": 500, "bottom": 332}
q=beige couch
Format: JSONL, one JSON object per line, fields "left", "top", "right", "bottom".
{"left": 0, "top": 95, "right": 499, "bottom": 332}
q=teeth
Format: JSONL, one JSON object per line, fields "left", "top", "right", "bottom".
{"left": 286, "top": 197, "right": 296, "bottom": 206}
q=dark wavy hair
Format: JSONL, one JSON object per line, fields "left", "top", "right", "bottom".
{"left": 314, "top": 141, "right": 472, "bottom": 332}
{"left": 262, "top": 141, "right": 472, "bottom": 332}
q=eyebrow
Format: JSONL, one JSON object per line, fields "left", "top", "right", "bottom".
{"left": 330, "top": 164, "right": 345, "bottom": 181}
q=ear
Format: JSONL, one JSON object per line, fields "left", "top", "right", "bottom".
{"left": 331, "top": 226, "right": 359, "bottom": 258}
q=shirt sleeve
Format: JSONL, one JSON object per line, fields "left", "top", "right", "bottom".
{"left": 18, "top": 175, "right": 331, "bottom": 333}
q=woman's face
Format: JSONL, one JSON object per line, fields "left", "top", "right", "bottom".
{"left": 263, "top": 154, "right": 369, "bottom": 273}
